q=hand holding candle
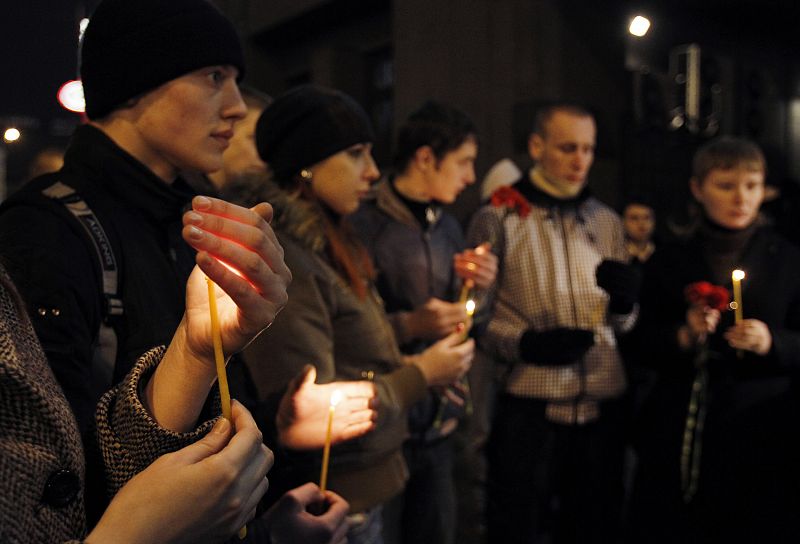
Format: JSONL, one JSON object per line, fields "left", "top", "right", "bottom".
{"left": 462, "top": 297, "right": 476, "bottom": 342}
{"left": 404, "top": 298, "right": 467, "bottom": 341}
{"left": 182, "top": 197, "right": 291, "bottom": 374}
{"left": 277, "top": 366, "right": 378, "bottom": 450}
{"left": 731, "top": 269, "right": 745, "bottom": 323}
{"left": 724, "top": 269, "right": 772, "bottom": 355}
{"left": 133, "top": 197, "right": 289, "bottom": 542}
{"left": 320, "top": 390, "right": 343, "bottom": 493}
{"left": 434, "top": 295, "right": 477, "bottom": 427}
{"left": 146, "top": 197, "right": 290, "bottom": 434}
{"left": 454, "top": 242, "right": 497, "bottom": 290}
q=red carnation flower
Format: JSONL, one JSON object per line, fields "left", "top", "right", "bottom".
{"left": 684, "top": 281, "right": 730, "bottom": 312}
{"left": 490, "top": 186, "right": 531, "bottom": 218}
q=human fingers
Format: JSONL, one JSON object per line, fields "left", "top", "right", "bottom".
{"left": 704, "top": 309, "right": 721, "bottom": 332}
{"left": 475, "top": 241, "right": 492, "bottom": 253}
{"left": 336, "top": 379, "right": 377, "bottom": 400}
{"left": 445, "top": 338, "right": 474, "bottom": 380}
{"left": 725, "top": 320, "right": 770, "bottom": 352}
{"left": 338, "top": 419, "right": 377, "bottom": 442}
{"left": 320, "top": 492, "right": 351, "bottom": 542}
{"left": 185, "top": 217, "right": 289, "bottom": 295}
{"left": 337, "top": 394, "right": 378, "bottom": 419}
{"left": 189, "top": 196, "right": 279, "bottom": 249}
{"left": 457, "top": 248, "right": 496, "bottom": 269}
{"left": 184, "top": 198, "right": 291, "bottom": 287}
{"left": 333, "top": 397, "right": 377, "bottom": 443}
{"left": 289, "top": 365, "right": 317, "bottom": 394}
{"left": 286, "top": 482, "right": 326, "bottom": 506}
{"left": 443, "top": 387, "right": 466, "bottom": 407}
{"left": 438, "top": 326, "right": 467, "bottom": 348}
{"left": 453, "top": 256, "right": 480, "bottom": 280}
{"left": 184, "top": 199, "right": 282, "bottom": 272}
{"left": 194, "top": 248, "right": 288, "bottom": 337}
{"left": 232, "top": 476, "right": 271, "bottom": 532}
{"left": 221, "top": 401, "right": 274, "bottom": 474}
{"left": 340, "top": 392, "right": 379, "bottom": 412}
{"left": 250, "top": 201, "right": 276, "bottom": 225}
{"left": 724, "top": 330, "right": 750, "bottom": 351}
{"left": 172, "top": 417, "right": 232, "bottom": 465}
{"left": 441, "top": 301, "right": 468, "bottom": 322}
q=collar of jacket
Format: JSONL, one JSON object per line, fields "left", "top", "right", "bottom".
{"left": 247, "top": 174, "right": 330, "bottom": 254}
{"left": 63, "top": 125, "right": 197, "bottom": 225}
{"left": 512, "top": 174, "right": 592, "bottom": 214}
{"left": 369, "top": 177, "right": 442, "bottom": 230}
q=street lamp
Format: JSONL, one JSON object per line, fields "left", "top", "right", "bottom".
{"left": 629, "top": 15, "right": 651, "bottom": 38}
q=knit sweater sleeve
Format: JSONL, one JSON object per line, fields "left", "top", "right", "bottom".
{"left": 94, "top": 347, "right": 219, "bottom": 497}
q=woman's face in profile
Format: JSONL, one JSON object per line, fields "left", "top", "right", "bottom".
{"left": 308, "top": 143, "right": 380, "bottom": 215}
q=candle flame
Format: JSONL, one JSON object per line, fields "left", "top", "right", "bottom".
{"left": 330, "top": 389, "right": 343, "bottom": 407}
{"left": 466, "top": 299, "right": 476, "bottom": 316}
{"left": 732, "top": 269, "right": 745, "bottom": 281}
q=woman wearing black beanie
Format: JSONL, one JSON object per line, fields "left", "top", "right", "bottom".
{"left": 240, "top": 85, "right": 474, "bottom": 543}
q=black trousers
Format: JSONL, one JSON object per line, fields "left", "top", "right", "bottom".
{"left": 382, "top": 437, "right": 456, "bottom": 544}
{"left": 487, "top": 394, "right": 627, "bottom": 544}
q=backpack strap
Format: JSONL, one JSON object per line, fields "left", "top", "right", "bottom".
{"left": 41, "top": 181, "right": 124, "bottom": 320}
{"left": 41, "top": 181, "right": 123, "bottom": 398}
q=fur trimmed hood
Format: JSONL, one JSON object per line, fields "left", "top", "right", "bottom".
{"left": 224, "top": 173, "right": 328, "bottom": 254}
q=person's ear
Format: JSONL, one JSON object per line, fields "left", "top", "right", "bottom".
{"left": 689, "top": 177, "right": 703, "bottom": 202}
{"left": 414, "top": 145, "right": 436, "bottom": 172}
{"left": 528, "top": 134, "right": 544, "bottom": 161}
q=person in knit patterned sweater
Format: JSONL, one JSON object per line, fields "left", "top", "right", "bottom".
{"left": 468, "top": 103, "right": 639, "bottom": 543}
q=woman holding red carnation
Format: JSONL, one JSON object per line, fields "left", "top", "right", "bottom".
{"left": 626, "top": 137, "right": 800, "bottom": 544}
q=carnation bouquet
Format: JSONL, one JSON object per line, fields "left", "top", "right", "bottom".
{"left": 681, "top": 281, "right": 730, "bottom": 503}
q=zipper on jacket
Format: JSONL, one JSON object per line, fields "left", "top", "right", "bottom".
{"left": 559, "top": 210, "right": 587, "bottom": 423}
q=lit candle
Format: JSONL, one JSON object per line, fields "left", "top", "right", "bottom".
{"left": 459, "top": 278, "right": 474, "bottom": 304}
{"left": 206, "top": 278, "right": 231, "bottom": 420}
{"left": 463, "top": 298, "right": 476, "bottom": 416}
{"left": 320, "top": 389, "right": 343, "bottom": 493}
{"left": 207, "top": 278, "right": 247, "bottom": 540}
{"left": 731, "top": 269, "right": 745, "bottom": 324}
{"left": 462, "top": 298, "right": 476, "bottom": 342}
{"left": 434, "top": 297, "right": 477, "bottom": 428}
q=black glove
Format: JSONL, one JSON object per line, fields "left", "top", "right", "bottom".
{"left": 519, "top": 328, "right": 595, "bottom": 365}
{"left": 595, "top": 259, "right": 641, "bottom": 314}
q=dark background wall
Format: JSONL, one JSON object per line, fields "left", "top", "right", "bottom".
{"left": 216, "top": 0, "right": 800, "bottom": 232}
{"left": 2, "top": 0, "right": 799, "bottom": 237}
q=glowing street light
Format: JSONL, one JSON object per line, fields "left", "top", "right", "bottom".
{"left": 3, "top": 128, "right": 20, "bottom": 143}
{"left": 629, "top": 15, "right": 651, "bottom": 37}
{"left": 57, "top": 80, "right": 86, "bottom": 113}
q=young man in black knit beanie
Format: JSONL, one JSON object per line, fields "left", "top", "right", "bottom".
{"left": 0, "top": 0, "right": 350, "bottom": 541}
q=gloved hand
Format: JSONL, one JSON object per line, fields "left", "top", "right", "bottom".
{"left": 595, "top": 259, "right": 641, "bottom": 314}
{"left": 518, "top": 327, "right": 595, "bottom": 365}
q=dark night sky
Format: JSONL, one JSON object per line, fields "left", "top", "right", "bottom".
{"left": 1, "top": 0, "right": 98, "bottom": 184}
{"left": 1, "top": 0, "right": 798, "bottom": 185}
{"left": 1, "top": 0, "right": 92, "bottom": 122}
{"left": 3, "top": 0, "right": 798, "bottom": 127}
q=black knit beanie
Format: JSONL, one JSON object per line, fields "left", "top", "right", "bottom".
{"left": 80, "top": 0, "right": 245, "bottom": 120}
{"left": 255, "top": 85, "right": 375, "bottom": 183}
